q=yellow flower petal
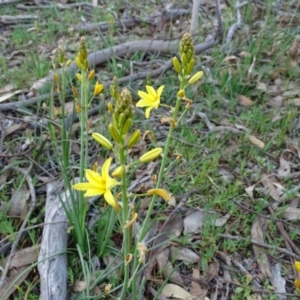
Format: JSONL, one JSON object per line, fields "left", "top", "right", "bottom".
{"left": 84, "top": 188, "right": 105, "bottom": 197}
{"left": 146, "top": 85, "right": 156, "bottom": 98}
{"left": 145, "top": 107, "right": 152, "bottom": 119}
{"left": 137, "top": 91, "right": 153, "bottom": 104}
{"left": 73, "top": 182, "right": 95, "bottom": 191}
{"left": 104, "top": 189, "right": 118, "bottom": 208}
{"left": 296, "top": 262, "right": 300, "bottom": 273}
{"left": 136, "top": 99, "right": 152, "bottom": 107}
{"left": 85, "top": 169, "right": 103, "bottom": 185}
{"left": 157, "top": 85, "right": 164, "bottom": 98}
{"left": 295, "top": 279, "right": 300, "bottom": 293}
{"left": 102, "top": 157, "right": 112, "bottom": 178}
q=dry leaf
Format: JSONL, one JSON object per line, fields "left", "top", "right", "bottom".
{"left": 161, "top": 284, "right": 195, "bottom": 299}
{"left": 261, "top": 173, "right": 281, "bottom": 203}
{"left": 277, "top": 155, "right": 291, "bottom": 177}
{"left": 183, "top": 210, "right": 205, "bottom": 234}
{"left": 238, "top": 95, "right": 254, "bottom": 106}
{"left": 282, "top": 207, "right": 300, "bottom": 220}
{"left": 245, "top": 185, "right": 256, "bottom": 199}
{"left": 251, "top": 217, "right": 272, "bottom": 278}
{"left": 189, "top": 268, "right": 208, "bottom": 299}
{"left": 289, "top": 35, "right": 300, "bottom": 67}
{"left": 170, "top": 246, "right": 200, "bottom": 264}
{"left": 73, "top": 280, "right": 86, "bottom": 292}
{"left": 9, "top": 187, "right": 30, "bottom": 220}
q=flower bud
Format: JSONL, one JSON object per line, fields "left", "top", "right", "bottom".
{"left": 119, "top": 113, "right": 126, "bottom": 127}
{"left": 92, "top": 132, "right": 113, "bottom": 150}
{"left": 112, "top": 165, "right": 124, "bottom": 178}
{"left": 186, "top": 58, "right": 195, "bottom": 75}
{"left": 172, "top": 56, "right": 182, "bottom": 74}
{"left": 66, "top": 59, "right": 72, "bottom": 66}
{"left": 177, "top": 89, "right": 185, "bottom": 98}
{"left": 107, "top": 102, "right": 113, "bottom": 113}
{"left": 53, "top": 73, "right": 59, "bottom": 82}
{"left": 75, "top": 56, "right": 82, "bottom": 69}
{"left": 94, "top": 81, "right": 103, "bottom": 96}
{"left": 127, "top": 129, "right": 140, "bottom": 148}
{"left": 109, "top": 123, "right": 121, "bottom": 144}
{"left": 139, "top": 148, "right": 162, "bottom": 163}
{"left": 76, "top": 73, "right": 82, "bottom": 82}
{"left": 72, "top": 86, "right": 79, "bottom": 97}
{"left": 88, "top": 69, "right": 95, "bottom": 80}
{"left": 188, "top": 71, "right": 204, "bottom": 85}
{"left": 122, "top": 118, "right": 132, "bottom": 135}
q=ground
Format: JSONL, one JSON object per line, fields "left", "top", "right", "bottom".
{"left": 1, "top": 0, "right": 300, "bottom": 299}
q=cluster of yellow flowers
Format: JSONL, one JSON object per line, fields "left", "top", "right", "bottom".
{"left": 72, "top": 33, "right": 203, "bottom": 212}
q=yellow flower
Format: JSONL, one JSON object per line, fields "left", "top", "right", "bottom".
{"left": 72, "top": 158, "right": 119, "bottom": 209}
{"left": 296, "top": 261, "right": 300, "bottom": 273}
{"left": 136, "top": 85, "right": 164, "bottom": 118}
{"left": 295, "top": 279, "right": 300, "bottom": 293}
{"left": 94, "top": 81, "right": 103, "bottom": 96}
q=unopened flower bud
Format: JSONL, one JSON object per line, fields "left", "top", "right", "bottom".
{"left": 112, "top": 165, "right": 124, "bottom": 178}
{"left": 88, "top": 69, "right": 95, "bottom": 80}
{"left": 92, "top": 133, "right": 113, "bottom": 150}
{"left": 76, "top": 73, "right": 82, "bottom": 82}
{"left": 108, "top": 123, "right": 121, "bottom": 144}
{"left": 188, "top": 71, "right": 204, "bottom": 85}
{"left": 139, "top": 148, "right": 162, "bottom": 163}
{"left": 107, "top": 102, "right": 113, "bottom": 113}
{"left": 173, "top": 56, "right": 182, "bottom": 74}
{"left": 53, "top": 73, "right": 59, "bottom": 82}
{"left": 94, "top": 81, "right": 103, "bottom": 96}
{"left": 177, "top": 89, "right": 185, "bottom": 98}
{"left": 122, "top": 118, "right": 132, "bottom": 135}
{"left": 127, "top": 129, "right": 140, "bottom": 148}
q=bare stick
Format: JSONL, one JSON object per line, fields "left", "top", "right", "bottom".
{"left": 220, "top": 234, "right": 300, "bottom": 260}
{"left": 190, "top": 0, "right": 201, "bottom": 35}
{"left": 38, "top": 181, "right": 69, "bottom": 300}
{"left": 0, "top": 39, "right": 216, "bottom": 112}
{"left": 225, "top": 0, "right": 242, "bottom": 51}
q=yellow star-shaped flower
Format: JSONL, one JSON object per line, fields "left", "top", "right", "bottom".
{"left": 136, "top": 85, "right": 164, "bottom": 118}
{"left": 73, "top": 157, "right": 119, "bottom": 209}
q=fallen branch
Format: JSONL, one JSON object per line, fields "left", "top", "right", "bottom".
{"left": 0, "top": 39, "right": 216, "bottom": 112}
{"left": 38, "top": 181, "right": 70, "bottom": 300}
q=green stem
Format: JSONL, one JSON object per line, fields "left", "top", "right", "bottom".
{"left": 119, "top": 145, "right": 130, "bottom": 300}
{"left": 131, "top": 78, "right": 186, "bottom": 298}
{"left": 77, "top": 73, "right": 89, "bottom": 251}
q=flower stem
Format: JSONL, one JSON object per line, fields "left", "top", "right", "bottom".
{"left": 131, "top": 78, "right": 186, "bottom": 298}
{"left": 77, "top": 72, "right": 89, "bottom": 251}
{"left": 119, "top": 145, "right": 130, "bottom": 300}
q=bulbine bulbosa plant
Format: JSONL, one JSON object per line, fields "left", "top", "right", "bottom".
{"left": 53, "top": 33, "right": 203, "bottom": 299}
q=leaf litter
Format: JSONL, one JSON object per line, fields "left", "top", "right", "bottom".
{"left": 2, "top": 0, "right": 300, "bottom": 299}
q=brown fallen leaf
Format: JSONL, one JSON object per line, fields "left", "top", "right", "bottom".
{"left": 0, "top": 245, "right": 40, "bottom": 299}
{"left": 251, "top": 217, "right": 272, "bottom": 279}
{"left": 289, "top": 35, "right": 300, "bottom": 68}
{"left": 261, "top": 173, "right": 281, "bottom": 203}
{"left": 238, "top": 94, "right": 254, "bottom": 106}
